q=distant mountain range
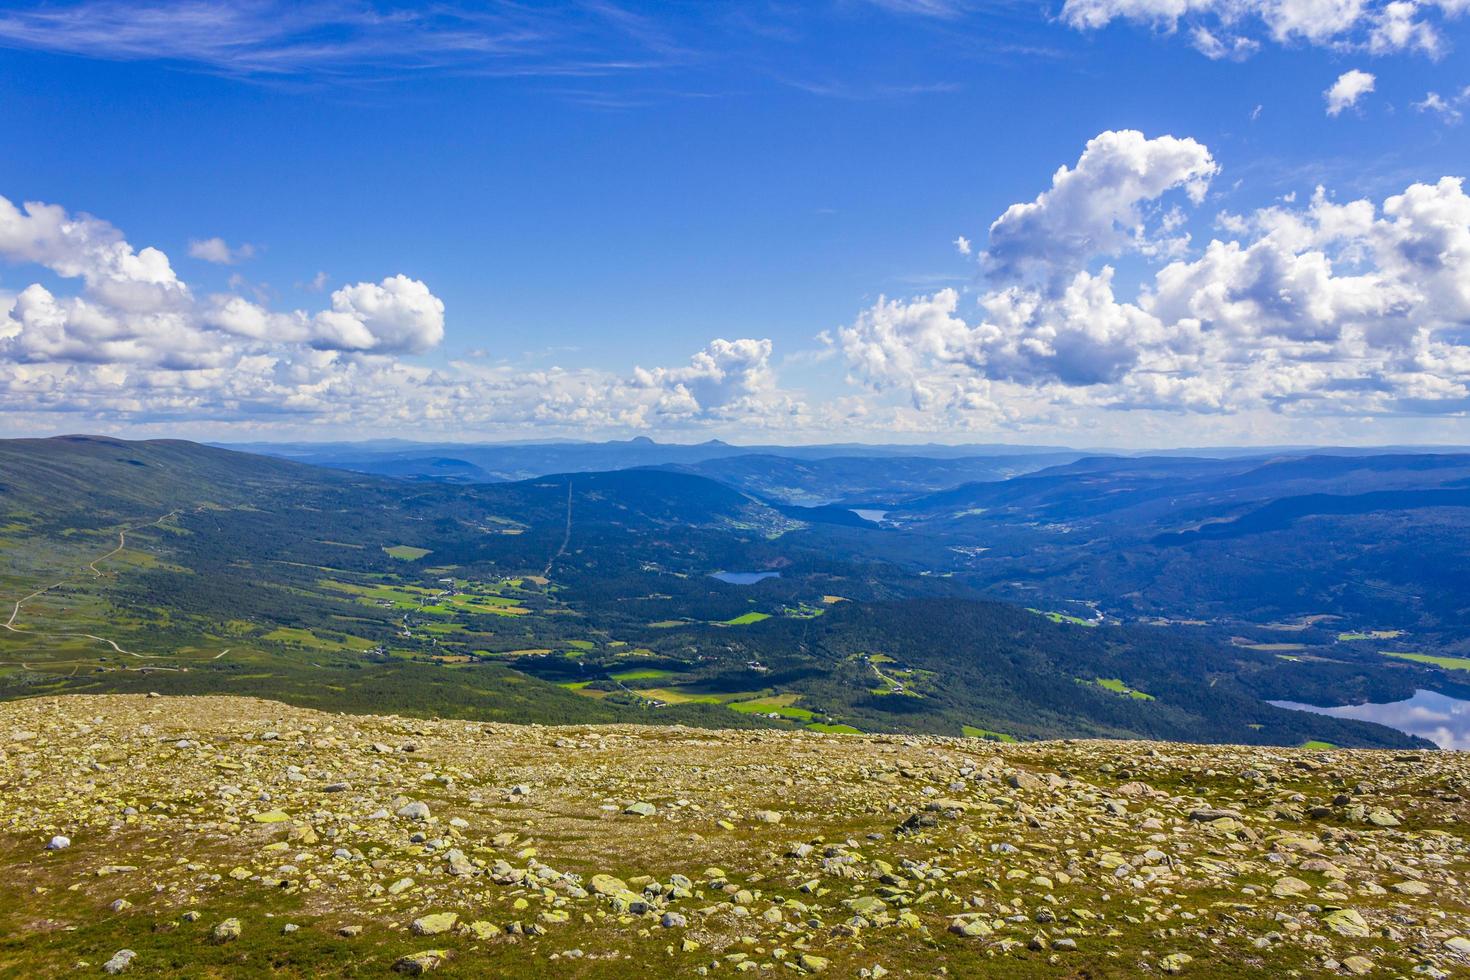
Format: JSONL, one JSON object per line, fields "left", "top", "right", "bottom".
{"left": 9, "top": 434, "right": 1470, "bottom": 750}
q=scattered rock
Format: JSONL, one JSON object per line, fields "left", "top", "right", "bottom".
{"left": 102, "top": 949, "right": 135, "bottom": 974}
{"left": 397, "top": 802, "right": 431, "bottom": 821}
{"left": 394, "top": 950, "right": 451, "bottom": 975}
{"left": 411, "top": 912, "right": 459, "bottom": 937}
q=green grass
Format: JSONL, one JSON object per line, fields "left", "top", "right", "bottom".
{"left": 1301, "top": 740, "right": 1338, "bottom": 750}
{"left": 634, "top": 686, "right": 726, "bottom": 705}
{"left": 1092, "top": 677, "right": 1155, "bottom": 700}
{"left": 806, "top": 722, "right": 861, "bottom": 734}
{"left": 1338, "top": 629, "right": 1404, "bottom": 641}
{"left": 1383, "top": 650, "right": 1470, "bottom": 671}
{"left": 1027, "top": 608, "right": 1097, "bottom": 627}
{"left": 962, "top": 724, "right": 1017, "bottom": 742}
{"left": 610, "top": 668, "right": 676, "bottom": 681}
{"left": 382, "top": 544, "right": 430, "bottom": 560}
{"left": 262, "top": 627, "right": 375, "bottom": 653}
{"left": 728, "top": 693, "right": 817, "bottom": 721}
{"left": 720, "top": 611, "right": 771, "bottom": 626}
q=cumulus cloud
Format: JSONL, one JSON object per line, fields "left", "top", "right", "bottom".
{"left": 835, "top": 131, "right": 1470, "bottom": 424}
{"left": 1061, "top": 0, "right": 1463, "bottom": 58}
{"left": 1325, "top": 69, "right": 1376, "bottom": 116}
{"left": 985, "top": 130, "right": 1217, "bottom": 281}
{"left": 0, "top": 192, "right": 802, "bottom": 436}
{"left": 188, "top": 237, "right": 255, "bottom": 264}
{"left": 312, "top": 276, "right": 445, "bottom": 354}
{"left": 632, "top": 338, "right": 779, "bottom": 417}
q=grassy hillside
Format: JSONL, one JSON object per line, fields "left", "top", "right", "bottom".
{"left": 0, "top": 436, "right": 1437, "bottom": 748}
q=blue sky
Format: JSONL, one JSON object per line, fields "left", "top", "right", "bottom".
{"left": 1, "top": 0, "right": 1469, "bottom": 446}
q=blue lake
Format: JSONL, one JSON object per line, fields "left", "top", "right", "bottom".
{"left": 711, "top": 571, "right": 781, "bottom": 585}
{"left": 1270, "top": 689, "right": 1470, "bottom": 750}
{"left": 851, "top": 509, "right": 889, "bottom": 523}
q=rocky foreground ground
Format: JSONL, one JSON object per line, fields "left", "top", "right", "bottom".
{"left": 3, "top": 697, "right": 1470, "bottom": 977}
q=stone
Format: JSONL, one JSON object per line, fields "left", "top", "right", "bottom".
{"left": 589, "top": 873, "right": 629, "bottom": 896}
{"left": 799, "top": 953, "right": 830, "bottom": 974}
{"left": 397, "top": 802, "right": 431, "bottom": 821}
{"left": 1322, "top": 908, "right": 1370, "bottom": 938}
{"left": 950, "top": 918, "right": 992, "bottom": 937}
{"left": 211, "top": 918, "right": 242, "bottom": 944}
{"left": 394, "top": 950, "right": 450, "bottom": 975}
{"left": 102, "top": 949, "right": 136, "bottom": 974}
{"left": 1271, "top": 876, "right": 1311, "bottom": 898}
{"left": 623, "top": 801, "right": 656, "bottom": 817}
{"left": 45, "top": 835, "right": 70, "bottom": 850}
{"left": 444, "top": 849, "right": 475, "bottom": 876}
{"left": 1160, "top": 952, "right": 1193, "bottom": 973}
{"left": 411, "top": 912, "right": 459, "bottom": 936}
{"left": 1008, "top": 771, "right": 1043, "bottom": 790}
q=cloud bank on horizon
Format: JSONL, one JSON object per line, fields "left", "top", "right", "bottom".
{"left": 1, "top": 0, "right": 1468, "bottom": 444}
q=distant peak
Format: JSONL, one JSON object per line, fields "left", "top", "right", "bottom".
{"left": 628, "top": 436, "right": 657, "bottom": 445}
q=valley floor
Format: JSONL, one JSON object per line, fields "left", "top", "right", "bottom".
{"left": 3, "top": 695, "right": 1470, "bottom": 977}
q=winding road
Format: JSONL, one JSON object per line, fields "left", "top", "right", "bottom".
{"left": 1, "top": 510, "right": 217, "bottom": 663}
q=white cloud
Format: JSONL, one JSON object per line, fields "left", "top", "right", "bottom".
{"left": 1061, "top": 0, "right": 1462, "bottom": 57}
{"left": 1325, "top": 69, "right": 1375, "bottom": 116}
{"left": 1191, "top": 26, "right": 1259, "bottom": 59}
{"left": 188, "top": 237, "right": 255, "bottom": 264}
{"left": 0, "top": 1, "right": 684, "bottom": 83}
{"left": 1414, "top": 86, "right": 1469, "bottom": 122}
{"left": 834, "top": 132, "right": 1470, "bottom": 424}
{"left": 953, "top": 235, "right": 972, "bottom": 255}
{"left": 984, "top": 130, "right": 1217, "bottom": 281}
{"left": 0, "top": 192, "right": 804, "bottom": 436}
{"left": 632, "top": 338, "right": 779, "bottom": 417}
{"left": 312, "top": 275, "right": 445, "bottom": 354}
{"left": 1368, "top": 0, "right": 1442, "bottom": 53}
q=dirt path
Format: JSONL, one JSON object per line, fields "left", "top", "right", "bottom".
{"left": 541, "top": 477, "right": 574, "bottom": 578}
{"left": 1, "top": 511, "right": 216, "bottom": 662}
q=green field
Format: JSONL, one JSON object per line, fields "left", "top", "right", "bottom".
{"left": 1028, "top": 608, "right": 1097, "bottom": 627}
{"left": 610, "top": 667, "right": 676, "bottom": 681}
{"left": 729, "top": 693, "right": 815, "bottom": 721}
{"left": 381, "top": 544, "right": 431, "bottom": 560}
{"left": 963, "top": 724, "right": 1017, "bottom": 742}
{"left": 261, "top": 627, "right": 375, "bottom": 652}
{"left": 1384, "top": 651, "right": 1470, "bottom": 671}
{"left": 721, "top": 611, "right": 771, "bottom": 625}
{"left": 806, "top": 722, "right": 862, "bottom": 734}
{"left": 1093, "top": 677, "right": 1155, "bottom": 700}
